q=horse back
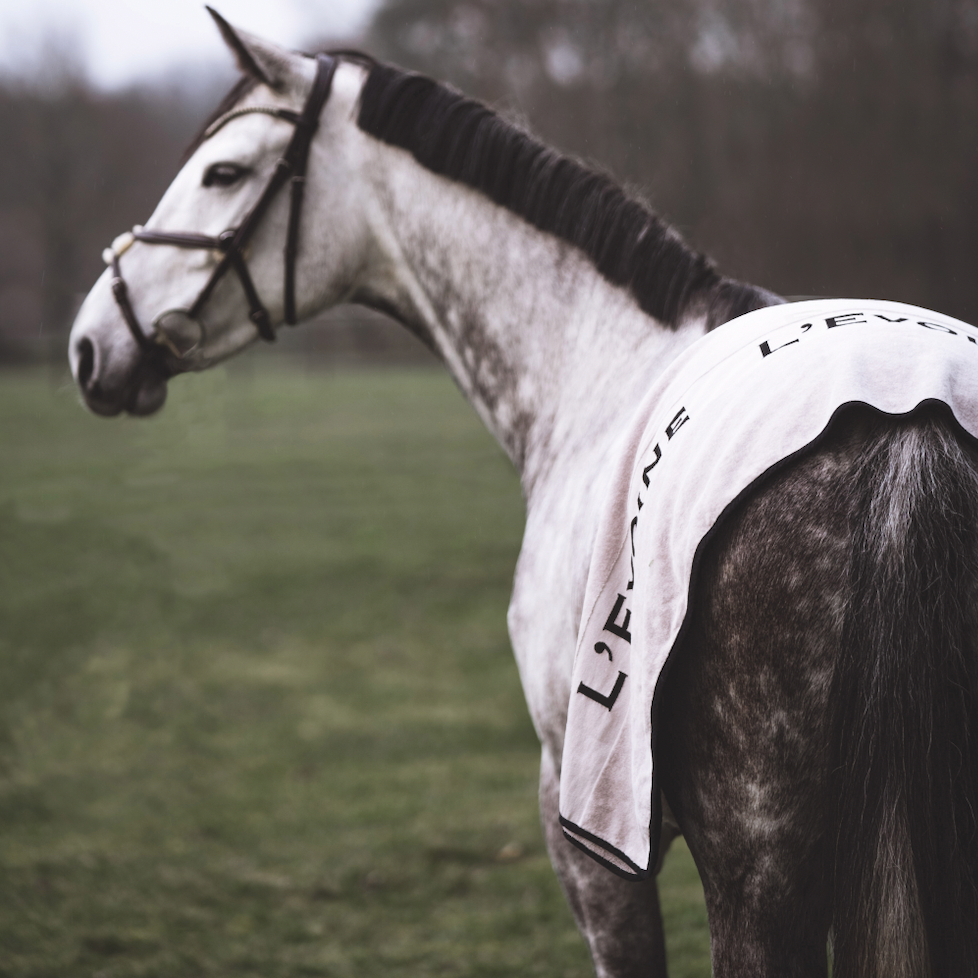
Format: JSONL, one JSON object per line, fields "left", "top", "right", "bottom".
{"left": 658, "top": 403, "right": 978, "bottom": 978}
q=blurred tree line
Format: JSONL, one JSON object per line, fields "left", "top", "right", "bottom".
{"left": 365, "top": 0, "right": 978, "bottom": 316}
{"left": 2, "top": 0, "right": 977, "bottom": 363}
{"left": 0, "top": 57, "right": 213, "bottom": 361}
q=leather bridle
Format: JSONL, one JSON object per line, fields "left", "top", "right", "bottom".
{"left": 102, "top": 54, "right": 337, "bottom": 361}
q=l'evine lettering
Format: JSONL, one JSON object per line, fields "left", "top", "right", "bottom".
{"left": 577, "top": 591, "right": 634, "bottom": 709}
{"left": 577, "top": 406, "right": 692, "bottom": 712}
{"left": 577, "top": 671, "right": 628, "bottom": 710}
{"left": 759, "top": 310, "right": 978, "bottom": 358}
{"left": 603, "top": 593, "right": 632, "bottom": 643}
{"left": 630, "top": 407, "right": 689, "bottom": 589}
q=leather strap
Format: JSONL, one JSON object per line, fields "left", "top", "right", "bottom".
{"left": 104, "top": 53, "right": 338, "bottom": 356}
{"left": 228, "top": 249, "right": 275, "bottom": 341}
{"left": 109, "top": 253, "right": 154, "bottom": 354}
{"left": 283, "top": 54, "right": 337, "bottom": 324}
{"left": 133, "top": 229, "right": 222, "bottom": 250}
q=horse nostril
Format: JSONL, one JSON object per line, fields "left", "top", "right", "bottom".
{"left": 76, "top": 337, "right": 95, "bottom": 390}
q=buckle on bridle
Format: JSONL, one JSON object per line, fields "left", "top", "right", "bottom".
{"left": 151, "top": 309, "right": 205, "bottom": 359}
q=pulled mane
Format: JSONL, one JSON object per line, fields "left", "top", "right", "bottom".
{"left": 356, "top": 63, "right": 779, "bottom": 329}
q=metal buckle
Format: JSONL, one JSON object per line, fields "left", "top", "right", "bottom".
{"left": 151, "top": 309, "right": 205, "bottom": 359}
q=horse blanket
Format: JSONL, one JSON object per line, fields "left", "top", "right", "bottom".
{"left": 558, "top": 298, "right": 978, "bottom": 879}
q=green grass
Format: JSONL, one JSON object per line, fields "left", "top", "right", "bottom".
{"left": 0, "top": 363, "right": 710, "bottom": 977}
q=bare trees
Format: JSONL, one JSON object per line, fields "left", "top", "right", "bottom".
{"left": 2, "top": 0, "right": 975, "bottom": 361}
{"left": 0, "top": 70, "right": 207, "bottom": 360}
{"left": 365, "top": 0, "right": 978, "bottom": 321}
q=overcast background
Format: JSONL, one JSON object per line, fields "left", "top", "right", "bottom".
{"left": 0, "top": 0, "right": 381, "bottom": 89}
{"left": 1, "top": 0, "right": 976, "bottom": 363}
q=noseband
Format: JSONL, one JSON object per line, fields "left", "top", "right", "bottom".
{"left": 102, "top": 54, "right": 337, "bottom": 359}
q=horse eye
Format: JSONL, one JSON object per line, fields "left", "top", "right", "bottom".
{"left": 203, "top": 162, "right": 248, "bottom": 188}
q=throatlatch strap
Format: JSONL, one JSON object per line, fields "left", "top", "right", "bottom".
{"left": 284, "top": 177, "right": 307, "bottom": 325}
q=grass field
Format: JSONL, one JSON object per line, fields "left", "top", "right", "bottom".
{"left": 0, "top": 363, "right": 710, "bottom": 977}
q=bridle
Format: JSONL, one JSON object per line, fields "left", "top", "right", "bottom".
{"left": 102, "top": 54, "right": 337, "bottom": 361}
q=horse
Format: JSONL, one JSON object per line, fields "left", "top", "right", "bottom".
{"left": 68, "top": 12, "right": 978, "bottom": 978}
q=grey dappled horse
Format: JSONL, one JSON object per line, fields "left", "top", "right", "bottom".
{"left": 69, "top": 12, "right": 978, "bottom": 978}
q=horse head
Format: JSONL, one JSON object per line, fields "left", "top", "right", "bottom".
{"left": 69, "top": 10, "right": 370, "bottom": 416}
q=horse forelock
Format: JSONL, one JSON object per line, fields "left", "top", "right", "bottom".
{"left": 355, "top": 62, "right": 779, "bottom": 330}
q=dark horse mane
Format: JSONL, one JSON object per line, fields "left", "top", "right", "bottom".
{"left": 189, "top": 55, "right": 781, "bottom": 330}
{"left": 356, "top": 62, "right": 780, "bottom": 329}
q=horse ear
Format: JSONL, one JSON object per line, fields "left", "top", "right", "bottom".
{"left": 206, "top": 6, "right": 301, "bottom": 91}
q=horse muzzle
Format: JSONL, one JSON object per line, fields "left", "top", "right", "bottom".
{"left": 71, "top": 311, "right": 172, "bottom": 417}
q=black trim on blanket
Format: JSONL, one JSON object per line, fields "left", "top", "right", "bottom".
{"left": 559, "top": 815, "right": 647, "bottom": 880}
{"left": 561, "top": 397, "right": 978, "bottom": 881}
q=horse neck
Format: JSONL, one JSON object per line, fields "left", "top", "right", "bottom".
{"left": 350, "top": 146, "right": 706, "bottom": 500}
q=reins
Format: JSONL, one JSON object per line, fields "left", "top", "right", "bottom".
{"left": 102, "top": 53, "right": 337, "bottom": 360}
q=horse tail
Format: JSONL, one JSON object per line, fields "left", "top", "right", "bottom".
{"left": 832, "top": 407, "right": 978, "bottom": 978}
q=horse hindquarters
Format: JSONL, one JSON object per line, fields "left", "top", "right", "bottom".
{"left": 657, "top": 407, "right": 978, "bottom": 978}
{"left": 832, "top": 410, "right": 978, "bottom": 978}
{"left": 657, "top": 423, "right": 847, "bottom": 978}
